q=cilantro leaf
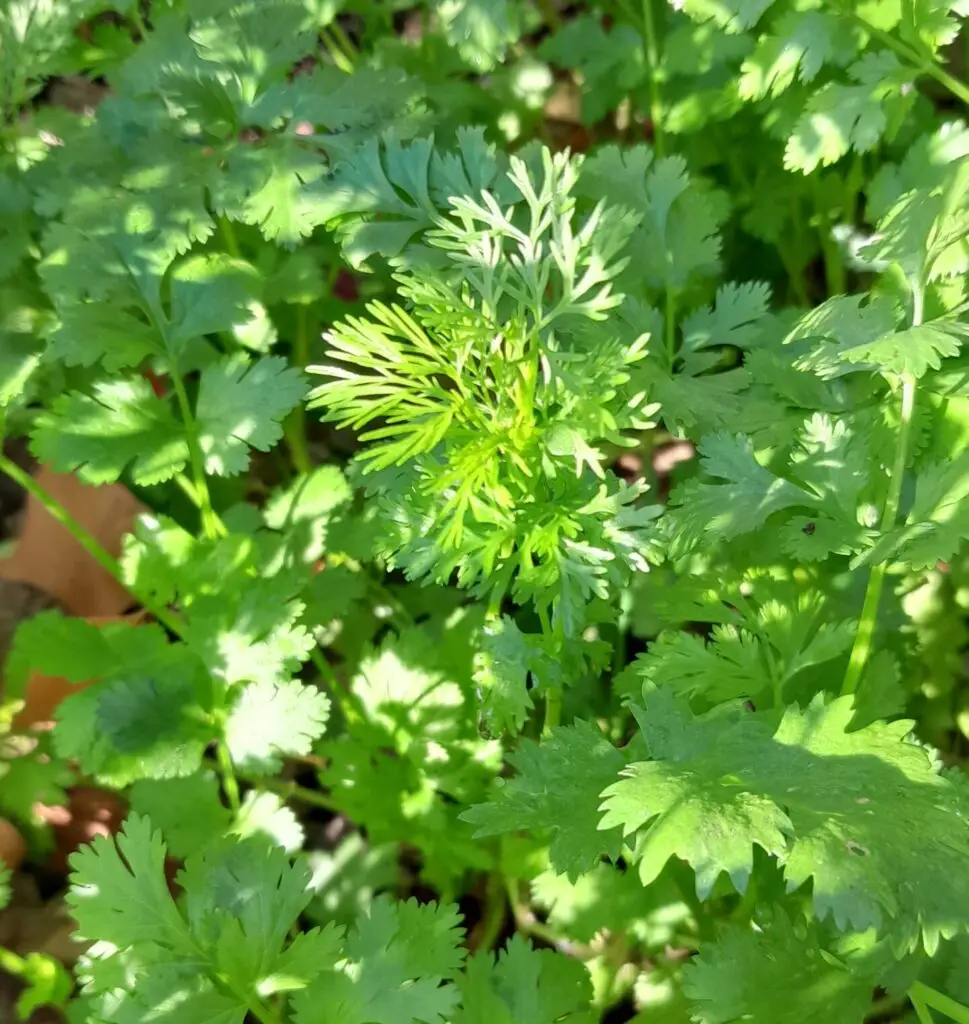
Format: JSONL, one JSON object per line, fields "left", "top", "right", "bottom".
{"left": 224, "top": 678, "right": 330, "bottom": 775}
{"left": 668, "top": 434, "right": 812, "bottom": 544}
{"left": 453, "top": 936, "right": 594, "bottom": 1024}
{"left": 197, "top": 354, "right": 307, "bottom": 476}
{"left": 472, "top": 616, "right": 537, "bottom": 737}
{"left": 685, "top": 913, "right": 880, "bottom": 1023}
{"left": 292, "top": 897, "right": 465, "bottom": 1024}
{"left": 31, "top": 378, "right": 188, "bottom": 486}
{"left": 128, "top": 772, "right": 232, "bottom": 860}
{"left": 463, "top": 721, "right": 625, "bottom": 880}
{"left": 602, "top": 687, "right": 969, "bottom": 949}
{"left": 785, "top": 52, "right": 915, "bottom": 174}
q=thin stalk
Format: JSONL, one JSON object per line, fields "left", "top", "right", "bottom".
{"left": 219, "top": 217, "right": 242, "bottom": 259}
{"left": 910, "top": 982, "right": 969, "bottom": 1024}
{"left": 0, "top": 455, "right": 184, "bottom": 636}
{"left": 640, "top": 0, "right": 665, "bottom": 156}
{"left": 130, "top": 5, "right": 150, "bottom": 40}
{"left": 175, "top": 474, "right": 228, "bottom": 537}
{"left": 473, "top": 873, "right": 507, "bottom": 952}
{"left": 813, "top": 177, "right": 846, "bottom": 298}
{"left": 310, "top": 646, "right": 365, "bottom": 722}
{"left": 328, "top": 20, "right": 357, "bottom": 66}
{"left": 850, "top": 12, "right": 969, "bottom": 109}
{"left": 665, "top": 286, "right": 677, "bottom": 361}
{"left": 842, "top": 285, "right": 923, "bottom": 695}
{"left": 535, "top": 604, "right": 561, "bottom": 735}
{"left": 911, "top": 992, "right": 937, "bottom": 1024}
{"left": 543, "top": 688, "right": 562, "bottom": 735}
{"left": 169, "top": 369, "right": 221, "bottom": 540}
{"left": 264, "top": 777, "right": 339, "bottom": 812}
{"left": 320, "top": 28, "right": 353, "bottom": 73}
{"left": 284, "top": 304, "right": 313, "bottom": 475}
{"left": 216, "top": 740, "right": 241, "bottom": 813}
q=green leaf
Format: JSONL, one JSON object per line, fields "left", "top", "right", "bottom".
{"left": 31, "top": 378, "right": 188, "bottom": 486}
{"left": 579, "top": 145, "right": 725, "bottom": 292}
{"left": 453, "top": 936, "right": 594, "bottom": 1024}
{"left": 70, "top": 814, "right": 335, "bottom": 1024}
{"left": 680, "top": 0, "right": 777, "bottom": 33}
{"left": 472, "top": 616, "right": 536, "bottom": 737}
{"left": 55, "top": 656, "right": 213, "bottom": 787}
{"left": 668, "top": 434, "right": 812, "bottom": 544}
{"left": 685, "top": 913, "right": 880, "bottom": 1023}
{"left": 602, "top": 688, "right": 969, "bottom": 950}
{"left": 168, "top": 252, "right": 262, "bottom": 347}
{"left": 197, "top": 354, "right": 307, "bottom": 476}
{"left": 6, "top": 616, "right": 177, "bottom": 702}
{"left": 463, "top": 721, "right": 625, "bottom": 880}
{"left": 539, "top": 16, "right": 644, "bottom": 125}
{"left": 231, "top": 791, "right": 304, "bottom": 853}
{"left": 785, "top": 52, "right": 914, "bottom": 174}
{"left": 68, "top": 814, "right": 192, "bottom": 951}
{"left": 681, "top": 281, "right": 772, "bottom": 353}
{"left": 626, "top": 627, "right": 772, "bottom": 706}
{"left": 740, "top": 9, "right": 857, "bottom": 100}
{"left": 225, "top": 678, "right": 330, "bottom": 775}
{"left": 128, "top": 772, "right": 232, "bottom": 859}
{"left": 292, "top": 897, "right": 465, "bottom": 1024}
{"left": 46, "top": 305, "right": 161, "bottom": 372}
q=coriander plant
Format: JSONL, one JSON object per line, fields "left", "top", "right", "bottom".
{"left": 3, "top": 1, "right": 969, "bottom": 1022}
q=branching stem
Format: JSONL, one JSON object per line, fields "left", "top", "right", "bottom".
{"left": 842, "top": 284, "right": 922, "bottom": 695}
{"left": 910, "top": 982, "right": 969, "bottom": 1024}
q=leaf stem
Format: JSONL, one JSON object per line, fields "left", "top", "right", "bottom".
{"left": 910, "top": 982, "right": 969, "bottom": 1024}
{"left": 849, "top": 12, "right": 969, "bottom": 109}
{"left": 640, "top": 0, "right": 665, "bottom": 157}
{"left": 284, "top": 304, "right": 313, "bottom": 475}
{"left": 169, "top": 370, "right": 221, "bottom": 540}
{"left": 263, "top": 778, "right": 339, "bottom": 812}
{"left": 215, "top": 739, "right": 241, "bottom": 813}
{"left": 219, "top": 217, "right": 242, "bottom": 259}
{"left": 842, "top": 282, "right": 922, "bottom": 695}
{"left": 473, "top": 872, "right": 507, "bottom": 951}
{"left": 0, "top": 455, "right": 184, "bottom": 637}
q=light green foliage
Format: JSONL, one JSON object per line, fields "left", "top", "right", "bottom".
{"left": 602, "top": 687, "right": 969, "bottom": 950}
{"left": 7, "top": 2, "right": 969, "bottom": 1023}
{"left": 685, "top": 913, "right": 881, "bottom": 1023}
{"left": 70, "top": 817, "right": 584, "bottom": 1024}
{"left": 463, "top": 721, "right": 626, "bottom": 879}
{"left": 311, "top": 140, "right": 659, "bottom": 626}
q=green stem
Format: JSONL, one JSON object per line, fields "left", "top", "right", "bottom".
{"left": 130, "top": 6, "right": 151, "bottom": 40}
{"left": 543, "top": 688, "right": 561, "bottom": 736}
{"left": 264, "top": 777, "right": 339, "bottom": 812}
{"left": 474, "top": 873, "right": 507, "bottom": 952}
{"left": 849, "top": 12, "right": 969, "bottom": 108}
{"left": 813, "top": 177, "right": 845, "bottom": 298}
{"left": 910, "top": 982, "right": 969, "bottom": 1023}
{"left": 640, "top": 0, "right": 665, "bottom": 156}
{"left": 665, "top": 286, "right": 677, "bottom": 361}
{"left": 175, "top": 474, "right": 228, "bottom": 536}
{"left": 170, "top": 370, "right": 221, "bottom": 540}
{"left": 841, "top": 360, "right": 918, "bottom": 694}
{"left": 0, "top": 455, "right": 184, "bottom": 637}
{"left": 219, "top": 217, "right": 242, "bottom": 259}
{"left": 320, "top": 28, "right": 353, "bottom": 73}
{"left": 285, "top": 305, "right": 313, "bottom": 475}
{"left": 328, "top": 20, "right": 357, "bottom": 66}
{"left": 216, "top": 740, "right": 241, "bottom": 813}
